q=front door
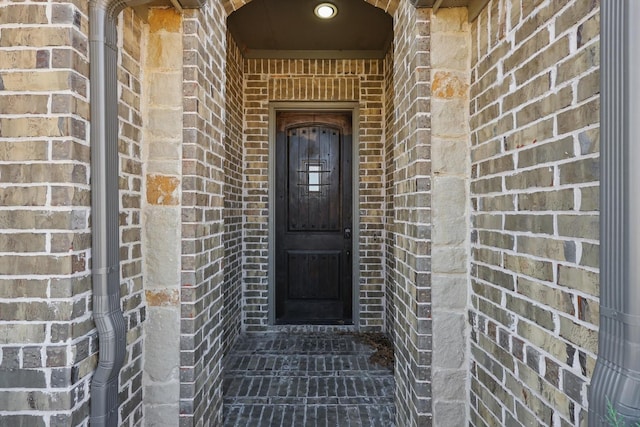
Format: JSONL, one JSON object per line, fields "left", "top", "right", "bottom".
{"left": 275, "top": 111, "right": 353, "bottom": 324}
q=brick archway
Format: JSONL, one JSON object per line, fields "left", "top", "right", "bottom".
{"left": 220, "top": 0, "right": 399, "bottom": 16}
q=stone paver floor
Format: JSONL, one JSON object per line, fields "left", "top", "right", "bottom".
{"left": 223, "top": 331, "right": 396, "bottom": 426}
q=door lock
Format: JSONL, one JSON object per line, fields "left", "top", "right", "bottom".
{"left": 344, "top": 227, "right": 352, "bottom": 239}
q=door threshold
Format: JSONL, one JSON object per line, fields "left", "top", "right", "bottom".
{"left": 264, "top": 324, "right": 358, "bottom": 333}
{"left": 275, "top": 318, "right": 353, "bottom": 326}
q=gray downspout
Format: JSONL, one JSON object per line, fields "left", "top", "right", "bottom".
{"left": 89, "top": 1, "right": 204, "bottom": 425}
{"left": 89, "top": 0, "right": 129, "bottom": 425}
{"left": 588, "top": 1, "right": 640, "bottom": 424}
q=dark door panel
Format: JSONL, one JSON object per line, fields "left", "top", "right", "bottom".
{"left": 275, "top": 111, "right": 352, "bottom": 324}
{"left": 287, "top": 251, "right": 341, "bottom": 299}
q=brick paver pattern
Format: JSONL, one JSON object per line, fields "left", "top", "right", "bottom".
{"left": 223, "top": 332, "right": 396, "bottom": 426}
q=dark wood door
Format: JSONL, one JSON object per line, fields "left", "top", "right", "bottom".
{"left": 275, "top": 111, "right": 353, "bottom": 324}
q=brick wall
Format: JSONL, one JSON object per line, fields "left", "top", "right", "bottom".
{"left": 389, "top": 2, "right": 434, "bottom": 425}
{"left": 242, "top": 57, "right": 387, "bottom": 332}
{"left": 181, "top": 1, "right": 228, "bottom": 423}
{"left": 0, "top": 1, "right": 604, "bottom": 426}
{"left": 0, "top": 2, "right": 94, "bottom": 424}
{"left": 389, "top": 9, "right": 473, "bottom": 427}
{"left": 0, "top": 3, "right": 147, "bottom": 425}
{"left": 358, "top": 61, "right": 388, "bottom": 330}
{"left": 384, "top": 47, "right": 396, "bottom": 340}
{"left": 468, "top": 1, "right": 600, "bottom": 425}
{"left": 223, "top": 33, "right": 244, "bottom": 356}
{"left": 118, "top": 8, "right": 146, "bottom": 426}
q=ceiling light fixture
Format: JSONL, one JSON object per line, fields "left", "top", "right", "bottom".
{"left": 314, "top": 2, "right": 338, "bottom": 19}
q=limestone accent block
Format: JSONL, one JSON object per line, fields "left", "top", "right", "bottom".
{"left": 432, "top": 369, "right": 467, "bottom": 401}
{"left": 430, "top": 8, "right": 471, "bottom": 427}
{"left": 433, "top": 400, "right": 467, "bottom": 427}
{"left": 431, "top": 7, "right": 468, "bottom": 33}
{"left": 432, "top": 177, "right": 466, "bottom": 246}
{"left": 142, "top": 8, "right": 183, "bottom": 424}
{"left": 146, "top": 108, "right": 183, "bottom": 140}
{"left": 147, "top": 137, "right": 182, "bottom": 161}
{"left": 149, "top": 8, "right": 182, "bottom": 33}
{"left": 432, "top": 274, "right": 467, "bottom": 311}
{"left": 433, "top": 312, "right": 466, "bottom": 369}
{"left": 432, "top": 246, "right": 467, "bottom": 274}
{"left": 146, "top": 174, "right": 180, "bottom": 206}
{"left": 432, "top": 176, "right": 465, "bottom": 211}
{"left": 431, "top": 99, "right": 468, "bottom": 137}
{"left": 431, "top": 33, "right": 470, "bottom": 71}
{"left": 433, "top": 216, "right": 467, "bottom": 246}
{"left": 148, "top": 33, "right": 183, "bottom": 70}
{"left": 149, "top": 73, "right": 183, "bottom": 107}
{"left": 144, "top": 307, "right": 180, "bottom": 383}
{"left": 145, "top": 160, "right": 182, "bottom": 176}
{"left": 143, "top": 207, "right": 181, "bottom": 288}
{"left": 144, "top": 381, "right": 179, "bottom": 405}
{"left": 432, "top": 71, "right": 468, "bottom": 100}
{"left": 143, "top": 404, "right": 179, "bottom": 427}
{"left": 145, "top": 289, "right": 179, "bottom": 307}
{"left": 432, "top": 138, "right": 467, "bottom": 175}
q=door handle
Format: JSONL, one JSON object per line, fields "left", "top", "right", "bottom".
{"left": 344, "top": 227, "right": 351, "bottom": 239}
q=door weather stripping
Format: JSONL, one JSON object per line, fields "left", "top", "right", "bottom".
{"left": 589, "top": 1, "right": 640, "bottom": 424}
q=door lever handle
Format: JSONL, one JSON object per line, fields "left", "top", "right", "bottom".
{"left": 344, "top": 227, "right": 352, "bottom": 239}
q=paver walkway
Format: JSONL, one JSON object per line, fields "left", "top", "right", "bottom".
{"left": 222, "top": 331, "right": 396, "bottom": 426}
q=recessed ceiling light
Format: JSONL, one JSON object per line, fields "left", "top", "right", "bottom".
{"left": 314, "top": 2, "right": 338, "bottom": 19}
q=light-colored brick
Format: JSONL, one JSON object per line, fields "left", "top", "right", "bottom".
{"left": 470, "top": 2, "right": 599, "bottom": 426}
{"left": 0, "top": 2, "right": 602, "bottom": 427}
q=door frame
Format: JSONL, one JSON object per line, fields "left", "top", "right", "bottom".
{"left": 268, "top": 102, "right": 361, "bottom": 326}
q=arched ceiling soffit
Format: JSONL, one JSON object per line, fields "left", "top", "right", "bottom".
{"left": 221, "top": 0, "right": 399, "bottom": 17}
{"left": 226, "top": 0, "right": 395, "bottom": 59}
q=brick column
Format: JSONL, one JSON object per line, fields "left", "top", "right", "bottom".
{"left": 180, "top": 3, "right": 227, "bottom": 424}
{"left": 0, "top": 2, "right": 94, "bottom": 424}
{"left": 117, "top": 8, "right": 147, "bottom": 426}
{"left": 391, "top": 3, "right": 433, "bottom": 425}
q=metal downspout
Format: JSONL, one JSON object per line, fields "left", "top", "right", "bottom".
{"left": 589, "top": 1, "right": 640, "bottom": 424}
{"left": 89, "top": 1, "right": 203, "bottom": 424}
{"left": 89, "top": 1, "right": 130, "bottom": 425}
